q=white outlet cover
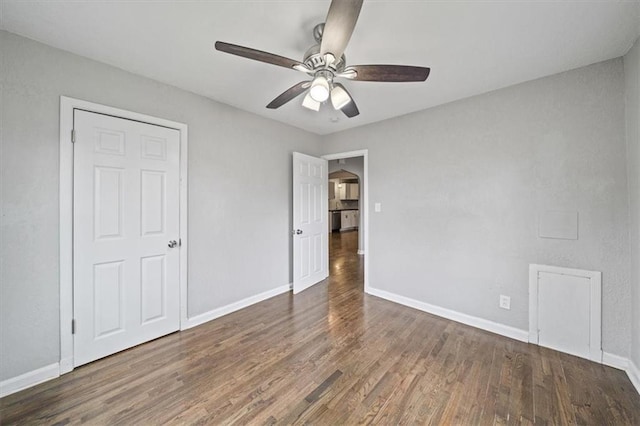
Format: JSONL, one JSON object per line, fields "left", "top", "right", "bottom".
{"left": 499, "top": 295, "right": 511, "bottom": 310}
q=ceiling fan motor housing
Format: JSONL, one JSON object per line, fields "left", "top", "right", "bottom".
{"left": 303, "top": 44, "right": 346, "bottom": 74}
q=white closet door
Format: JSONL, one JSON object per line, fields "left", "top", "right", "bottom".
{"left": 73, "top": 110, "right": 180, "bottom": 366}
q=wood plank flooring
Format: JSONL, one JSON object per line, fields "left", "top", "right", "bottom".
{"left": 1, "top": 230, "right": 639, "bottom": 424}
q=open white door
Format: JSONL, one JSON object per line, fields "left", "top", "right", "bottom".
{"left": 292, "top": 152, "right": 328, "bottom": 294}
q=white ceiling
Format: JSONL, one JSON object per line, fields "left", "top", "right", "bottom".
{"left": 1, "top": 1, "right": 639, "bottom": 135}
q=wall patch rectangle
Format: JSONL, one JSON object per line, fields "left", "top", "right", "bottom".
{"left": 538, "top": 211, "right": 578, "bottom": 240}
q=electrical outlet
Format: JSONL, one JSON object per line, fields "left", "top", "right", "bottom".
{"left": 499, "top": 295, "right": 511, "bottom": 310}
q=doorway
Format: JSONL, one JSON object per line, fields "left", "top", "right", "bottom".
{"left": 328, "top": 169, "right": 360, "bottom": 242}
{"left": 322, "top": 150, "right": 369, "bottom": 293}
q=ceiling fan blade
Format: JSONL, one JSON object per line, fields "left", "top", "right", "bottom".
{"left": 334, "top": 83, "right": 359, "bottom": 118}
{"left": 266, "top": 81, "right": 311, "bottom": 109}
{"left": 215, "top": 41, "right": 306, "bottom": 71}
{"left": 320, "top": 0, "right": 364, "bottom": 61}
{"left": 345, "top": 65, "right": 431, "bottom": 82}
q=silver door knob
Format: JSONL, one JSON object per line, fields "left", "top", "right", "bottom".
{"left": 168, "top": 240, "right": 178, "bottom": 248}
{"left": 292, "top": 229, "right": 303, "bottom": 235}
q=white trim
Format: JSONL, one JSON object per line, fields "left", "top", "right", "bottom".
{"left": 322, "top": 150, "right": 369, "bottom": 292}
{"left": 602, "top": 351, "right": 630, "bottom": 370}
{"left": 59, "top": 98, "right": 74, "bottom": 374}
{"left": 59, "top": 96, "right": 189, "bottom": 371}
{"left": 0, "top": 363, "right": 60, "bottom": 398}
{"left": 183, "top": 284, "right": 291, "bottom": 330}
{"left": 528, "top": 264, "right": 602, "bottom": 362}
{"left": 178, "top": 123, "right": 189, "bottom": 330}
{"left": 357, "top": 249, "right": 365, "bottom": 255}
{"left": 602, "top": 353, "right": 640, "bottom": 396}
{"left": 628, "top": 360, "right": 640, "bottom": 395}
{"left": 367, "top": 287, "right": 529, "bottom": 342}
{"left": 59, "top": 357, "right": 73, "bottom": 375}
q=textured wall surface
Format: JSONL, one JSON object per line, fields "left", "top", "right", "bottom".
{"left": 0, "top": 31, "right": 321, "bottom": 381}
{"left": 625, "top": 37, "right": 640, "bottom": 368}
{"left": 323, "top": 59, "right": 631, "bottom": 357}
{"left": 1, "top": 28, "right": 636, "bottom": 385}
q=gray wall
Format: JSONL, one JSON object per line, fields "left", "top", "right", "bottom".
{"left": 0, "top": 31, "right": 321, "bottom": 381}
{"left": 1, "top": 28, "right": 636, "bottom": 384}
{"left": 625, "top": 38, "right": 640, "bottom": 369}
{"left": 323, "top": 59, "right": 631, "bottom": 357}
{"left": 328, "top": 157, "right": 365, "bottom": 252}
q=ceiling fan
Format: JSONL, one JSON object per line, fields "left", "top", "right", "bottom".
{"left": 215, "top": 0, "right": 430, "bottom": 118}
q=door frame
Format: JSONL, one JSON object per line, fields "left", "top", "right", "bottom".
{"left": 322, "top": 150, "right": 369, "bottom": 293}
{"left": 59, "top": 96, "right": 189, "bottom": 374}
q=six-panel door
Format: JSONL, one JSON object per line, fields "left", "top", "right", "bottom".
{"left": 292, "top": 152, "right": 328, "bottom": 294}
{"left": 73, "top": 110, "right": 180, "bottom": 366}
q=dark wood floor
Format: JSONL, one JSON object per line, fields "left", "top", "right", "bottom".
{"left": 2, "top": 230, "right": 639, "bottom": 424}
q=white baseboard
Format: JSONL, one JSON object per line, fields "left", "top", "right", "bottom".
{"left": 366, "top": 287, "right": 528, "bottom": 342}
{"left": 0, "top": 363, "right": 60, "bottom": 398}
{"left": 627, "top": 360, "right": 640, "bottom": 395}
{"left": 183, "top": 284, "right": 291, "bottom": 330}
{"left": 602, "top": 352, "right": 640, "bottom": 396}
{"left": 59, "top": 357, "right": 73, "bottom": 375}
{"left": 602, "top": 352, "right": 629, "bottom": 370}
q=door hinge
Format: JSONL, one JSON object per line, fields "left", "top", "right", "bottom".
{"left": 72, "top": 319, "right": 76, "bottom": 334}
{"left": 179, "top": 238, "right": 182, "bottom": 247}
{"left": 71, "top": 129, "right": 76, "bottom": 143}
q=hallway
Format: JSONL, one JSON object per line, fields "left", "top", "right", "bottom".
{"left": 328, "top": 230, "right": 363, "bottom": 293}
{"left": 1, "top": 230, "right": 639, "bottom": 424}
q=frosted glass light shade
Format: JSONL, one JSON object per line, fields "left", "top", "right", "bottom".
{"left": 330, "top": 85, "right": 351, "bottom": 110}
{"left": 302, "top": 92, "right": 321, "bottom": 111}
{"left": 309, "top": 75, "right": 330, "bottom": 102}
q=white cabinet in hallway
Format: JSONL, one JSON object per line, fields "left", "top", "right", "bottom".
{"left": 338, "top": 184, "right": 346, "bottom": 200}
{"left": 340, "top": 210, "right": 359, "bottom": 231}
{"left": 347, "top": 183, "right": 359, "bottom": 200}
{"left": 337, "top": 183, "right": 359, "bottom": 200}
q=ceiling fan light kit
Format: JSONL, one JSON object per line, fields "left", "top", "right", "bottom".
{"left": 215, "top": 0, "right": 430, "bottom": 119}
{"left": 331, "top": 84, "right": 351, "bottom": 110}
{"left": 309, "top": 71, "right": 332, "bottom": 102}
{"left": 302, "top": 93, "right": 322, "bottom": 111}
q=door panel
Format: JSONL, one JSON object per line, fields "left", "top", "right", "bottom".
{"left": 74, "top": 110, "right": 180, "bottom": 367}
{"left": 141, "top": 171, "right": 166, "bottom": 236}
{"left": 94, "top": 167, "right": 124, "bottom": 239}
{"left": 93, "top": 261, "right": 125, "bottom": 338}
{"left": 537, "top": 272, "right": 591, "bottom": 358}
{"left": 140, "top": 254, "right": 166, "bottom": 323}
{"left": 293, "top": 152, "right": 328, "bottom": 294}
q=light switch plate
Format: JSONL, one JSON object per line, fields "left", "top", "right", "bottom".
{"left": 374, "top": 203, "right": 381, "bottom": 212}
